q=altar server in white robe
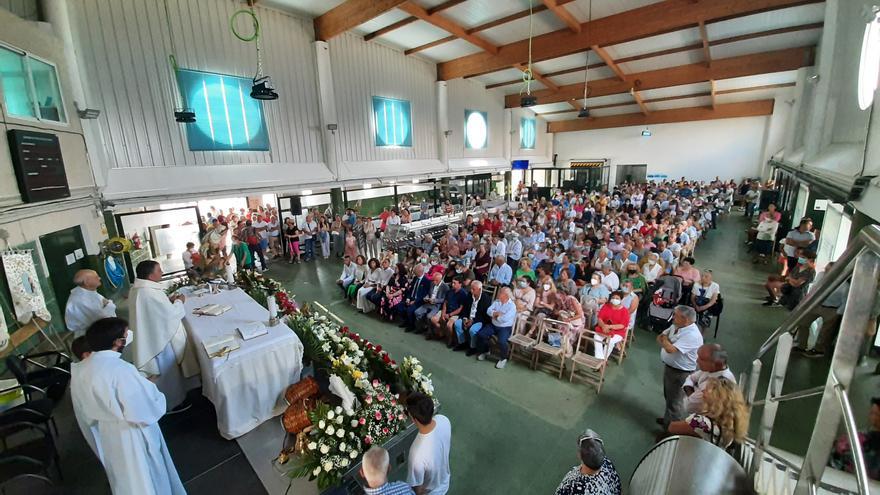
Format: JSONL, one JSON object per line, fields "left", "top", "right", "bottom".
{"left": 65, "top": 269, "right": 117, "bottom": 337}
{"left": 129, "top": 260, "right": 199, "bottom": 411}
{"left": 72, "top": 317, "right": 186, "bottom": 495}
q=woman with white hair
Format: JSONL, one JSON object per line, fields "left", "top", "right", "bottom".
{"left": 642, "top": 252, "right": 663, "bottom": 284}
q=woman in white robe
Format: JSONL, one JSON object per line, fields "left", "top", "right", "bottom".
{"left": 356, "top": 259, "right": 383, "bottom": 313}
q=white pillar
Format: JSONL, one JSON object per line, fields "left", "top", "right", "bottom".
{"left": 803, "top": 0, "right": 838, "bottom": 160}
{"left": 782, "top": 68, "right": 809, "bottom": 156}
{"left": 436, "top": 81, "right": 448, "bottom": 171}
{"left": 42, "top": 0, "right": 110, "bottom": 188}
{"left": 314, "top": 41, "right": 340, "bottom": 180}
{"left": 503, "top": 108, "right": 512, "bottom": 163}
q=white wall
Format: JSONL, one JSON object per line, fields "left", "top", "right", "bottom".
{"left": 511, "top": 108, "right": 553, "bottom": 165}
{"left": 553, "top": 116, "right": 769, "bottom": 184}
{"left": 329, "top": 32, "right": 441, "bottom": 179}
{"left": 0, "top": 0, "right": 38, "bottom": 20}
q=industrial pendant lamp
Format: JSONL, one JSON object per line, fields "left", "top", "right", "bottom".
{"left": 232, "top": 7, "right": 279, "bottom": 100}
{"left": 520, "top": 0, "right": 537, "bottom": 107}
{"left": 163, "top": 0, "right": 195, "bottom": 123}
{"left": 578, "top": 0, "right": 593, "bottom": 119}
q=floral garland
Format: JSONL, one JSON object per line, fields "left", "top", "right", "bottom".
{"left": 287, "top": 312, "right": 435, "bottom": 489}
{"left": 235, "top": 270, "right": 298, "bottom": 315}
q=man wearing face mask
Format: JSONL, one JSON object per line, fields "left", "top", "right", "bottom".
{"left": 72, "top": 317, "right": 186, "bottom": 495}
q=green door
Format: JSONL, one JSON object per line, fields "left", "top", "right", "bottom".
{"left": 39, "top": 226, "right": 88, "bottom": 313}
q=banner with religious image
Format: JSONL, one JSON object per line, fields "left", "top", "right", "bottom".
{"left": 2, "top": 252, "right": 51, "bottom": 324}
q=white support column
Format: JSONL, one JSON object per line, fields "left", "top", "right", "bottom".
{"left": 503, "top": 108, "right": 512, "bottom": 163}
{"left": 803, "top": 0, "right": 838, "bottom": 161}
{"left": 436, "top": 80, "right": 449, "bottom": 171}
{"left": 314, "top": 41, "right": 340, "bottom": 180}
{"left": 42, "top": 0, "right": 110, "bottom": 189}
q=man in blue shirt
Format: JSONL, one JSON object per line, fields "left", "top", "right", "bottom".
{"left": 487, "top": 256, "right": 513, "bottom": 287}
{"left": 361, "top": 446, "right": 415, "bottom": 495}
{"left": 476, "top": 287, "right": 518, "bottom": 370}
{"left": 430, "top": 277, "right": 468, "bottom": 347}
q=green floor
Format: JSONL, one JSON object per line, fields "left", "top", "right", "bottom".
{"left": 267, "top": 214, "right": 878, "bottom": 494}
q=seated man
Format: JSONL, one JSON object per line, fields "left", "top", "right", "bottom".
{"left": 691, "top": 270, "right": 720, "bottom": 329}
{"left": 453, "top": 281, "right": 493, "bottom": 355}
{"left": 683, "top": 344, "right": 736, "bottom": 414}
{"left": 555, "top": 429, "right": 622, "bottom": 495}
{"left": 414, "top": 272, "right": 448, "bottom": 335}
{"left": 336, "top": 255, "right": 357, "bottom": 292}
{"left": 487, "top": 255, "right": 513, "bottom": 287}
{"left": 475, "top": 287, "right": 517, "bottom": 370}
{"left": 395, "top": 265, "right": 431, "bottom": 331}
{"left": 431, "top": 277, "right": 467, "bottom": 347}
{"left": 764, "top": 251, "right": 816, "bottom": 309}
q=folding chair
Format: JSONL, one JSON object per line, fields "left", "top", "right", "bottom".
{"left": 483, "top": 285, "right": 498, "bottom": 301}
{"left": 611, "top": 326, "right": 631, "bottom": 365}
{"left": 531, "top": 318, "right": 569, "bottom": 379}
{"left": 508, "top": 313, "right": 538, "bottom": 367}
{"left": 569, "top": 328, "right": 610, "bottom": 394}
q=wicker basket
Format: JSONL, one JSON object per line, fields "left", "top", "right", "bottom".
{"left": 284, "top": 376, "right": 319, "bottom": 406}
{"left": 282, "top": 398, "right": 315, "bottom": 433}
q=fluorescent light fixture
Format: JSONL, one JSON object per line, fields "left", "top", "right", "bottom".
{"left": 412, "top": 179, "right": 420, "bottom": 184}
{"left": 363, "top": 183, "right": 372, "bottom": 189}
{"left": 469, "top": 159, "right": 488, "bottom": 167}
{"left": 858, "top": 8, "right": 880, "bottom": 110}
{"left": 641, "top": 128, "right": 652, "bottom": 137}
{"left": 301, "top": 189, "right": 312, "bottom": 196}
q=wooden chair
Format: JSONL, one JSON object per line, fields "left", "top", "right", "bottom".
{"left": 569, "top": 328, "right": 610, "bottom": 394}
{"left": 483, "top": 284, "right": 498, "bottom": 301}
{"left": 610, "top": 326, "right": 631, "bottom": 365}
{"left": 508, "top": 313, "right": 538, "bottom": 367}
{"left": 531, "top": 318, "right": 569, "bottom": 379}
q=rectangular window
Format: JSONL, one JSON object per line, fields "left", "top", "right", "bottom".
{"left": 464, "top": 109, "right": 488, "bottom": 149}
{"left": 520, "top": 117, "right": 536, "bottom": 149}
{"left": 177, "top": 68, "right": 270, "bottom": 151}
{"left": 0, "top": 45, "right": 66, "bottom": 123}
{"left": 372, "top": 96, "right": 412, "bottom": 147}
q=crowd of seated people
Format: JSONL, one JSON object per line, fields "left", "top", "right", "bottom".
{"left": 335, "top": 178, "right": 733, "bottom": 370}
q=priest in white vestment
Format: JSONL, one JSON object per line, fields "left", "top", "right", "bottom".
{"left": 129, "top": 260, "right": 199, "bottom": 411}
{"left": 71, "top": 317, "right": 186, "bottom": 495}
{"left": 65, "top": 269, "right": 117, "bottom": 338}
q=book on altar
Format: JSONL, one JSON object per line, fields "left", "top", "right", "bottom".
{"left": 193, "top": 304, "right": 232, "bottom": 316}
{"left": 237, "top": 321, "right": 268, "bottom": 340}
{"left": 202, "top": 334, "right": 240, "bottom": 358}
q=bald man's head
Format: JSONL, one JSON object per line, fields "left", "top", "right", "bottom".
{"left": 73, "top": 269, "right": 101, "bottom": 291}
{"left": 696, "top": 343, "right": 727, "bottom": 372}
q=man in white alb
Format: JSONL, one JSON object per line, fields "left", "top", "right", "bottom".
{"left": 65, "top": 269, "right": 117, "bottom": 338}
{"left": 405, "top": 392, "right": 451, "bottom": 495}
{"left": 71, "top": 317, "right": 186, "bottom": 495}
{"left": 129, "top": 260, "right": 199, "bottom": 411}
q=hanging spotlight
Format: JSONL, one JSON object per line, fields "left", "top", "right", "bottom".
{"left": 521, "top": 96, "right": 538, "bottom": 107}
{"left": 250, "top": 75, "right": 278, "bottom": 100}
{"left": 519, "top": 1, "right": 537, "bottom": 109}
{"left": 578, "top": 0, "right": 593, "bottom": 120}
{"left": 578, "top": 107, "right": 590, "bottom": 118}
{"left": 164, "top": 0, "right": 195, "bottom": 124}
{"left": 174, "top": 109, "right": 196, "bottom": 123}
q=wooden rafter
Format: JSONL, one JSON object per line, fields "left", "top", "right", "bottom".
{"left": 314, "top": 0, "right": 408, "bottom": 41}
{"left": 504, "top": 45, "right": 814, "bottom": 108}
{"left": 438, "top": 0, "right": 821, "bottom": 80}
{"left": 363, "top": 0, "right": 466, "bottom": 41}
{"left": 547, "top": 100, "right": 775, "bottom": 133}
{"left": 398, "top": 1, "right": 498, "bottom": 54}
{"left": 591, "top": 45, "right": 626, "bottom": 81}
{"left": 515, "top": 64, "right": 559, "bottom": 92}
{"left": 543, "top": 0, "right": 581, "bottom": 33}
{"left": 406, "top": 36, "right": 456, "bottom": 55}
{"left": 710, "top": 80, "right": 717, "bottom": 109}
{"left": 698, "top": 21, "right": 711, "bottom": 67}
{"left": 631, "top": 89, "right": 649, "bottom": 115}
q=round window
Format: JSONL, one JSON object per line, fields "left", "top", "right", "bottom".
{"left": 858, "top": 11, "right": 880, "bottom": 110}
{"left": 465, "top": 111, "right": 488, "bottom": 149}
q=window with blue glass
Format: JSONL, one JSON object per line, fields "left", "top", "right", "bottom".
{"left": 464, "top": 110, "right": 488, "bottom": 149}
{"left": 177, "top": 68, "right": 269, "bottom": 151}
{"left": 520, "top": 117, "right": 536, "bottom": 149}
{"left": 0, "top": 44, "right": 66, "bottom": 123}
{"left": 372, "top": 96, "right": 412, "bottom": 147}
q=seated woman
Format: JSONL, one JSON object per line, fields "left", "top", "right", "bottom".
{"left": 553, "top": 291, "right": 586, "bottom": 357}
{"left": 829, "top": 397, "right": 880, "bottom": 481}
{"left": 620, "top": 280, "right": 640, "bottom": 333}
{"left": 515, "top": 257, "right": 537, "bottom": 283}
{"left": 378, "top": 263, "right": 408, "bottom": 322}
{"left": 691, "top": 270, "right": 720, "bottom": 329}
{"left": 527, "top": 278, "right": 558, "bottom": 337}
{"left": 443, "top": 260, "right": 459, "bottom": 284}
{"left": 580, "top": 274, "right": 610, "bottom": 327}
{"left": 557, "top": 269, "right": 578, "bottom": 297}
{"left": 473, "top": 243, "right": 491, "bottom": 281}
{"left": 593, "top": 291, "right": 630, "bottom": 359}
{"left": 513, "top": 277, "right": 537, "bottom": 317}
{"left": 667, "top": 377, "right": 748, "bottom": 450}
{"left": 346, "top": 255, "right": 368, "bottom": 301}
{"left": 674, "top": 256, "right": 700, "bottom": 303}
{"left": 356, "top": 258, "right": 382, "bottom": 311}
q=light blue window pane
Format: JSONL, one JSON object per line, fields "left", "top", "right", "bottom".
{"left": 28, "top": 57, "right": 65, "bottom": 122}
{"left": 464, "top": 110, "right": 488, "bottom": 149}
{"left": 520, "top": 117, "right": 536, "bottom": 149}
{"left": 0, "top": 47, "right": 35, "bottom": 118}
{"left": 177, "top": 68, "right": 269, "bottom": 151}
{"left": 373, "top": 96, "right": 412, "bottom": 147}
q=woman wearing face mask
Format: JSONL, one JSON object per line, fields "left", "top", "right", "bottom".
{"left": 580, "top": 274, "right": 610, "bottom": 327}
{"left": 620, "top": 281, "right": 640, "bottom": 332}
{"left": 473, "top": 243, "right": 491, "bottom": 282}
{"left": 554, "top": 289, "right": 586, "bottom": 357}
{"left": 622, "top": 262, "right": 647, "bottom": 296}
{"left": 594, "top": 291, "right": 630, "bottom": 359}
{"left": 641, "top": 253, "right": 664, "bottom": 284}
{"left": 527, "top": 279, "right": 558, "bottom": 337}
{"left": 513, "top": 277, "right": 536, "bottom": 316}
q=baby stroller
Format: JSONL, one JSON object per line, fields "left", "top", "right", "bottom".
{"left": 647, "top": 275, "right": 683, "bottom": 333}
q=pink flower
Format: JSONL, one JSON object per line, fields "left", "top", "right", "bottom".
{"left": 364, "top": 435, "right": 372, "bottom": 445}
{"left": 382, "top": 427, "right": 389, "bottom": 435}
{"left": 377, "top": 394, "right": 385, "bottom": 402}
{"left": 372, "top": 379, "right": 380, "bottom": 387}
{"left": 365, "top": 396, "right": 373, "bottom": 404}
{"left": 358, "top": 417, "right": 366, "bottom": 425}
{"left": 386, "top": 384, "right": 391, "bottom": 392}
{"left": 374, "top": 411, "right": 382, "bottom": 421}
{"left": 398, "top": 414, "right": 406, "bottom": 420}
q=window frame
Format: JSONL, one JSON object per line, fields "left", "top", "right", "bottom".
{"left": 520, "top": 116, "right": 536, "bottom": 150}
{"left": 464, "top": 109, "right": 489, "bottom": 150}
{"left": 372, "top": 95, "right": 413, "bottom": 148}
{"left": 0, "top": 41, "right": 68, "bottom": 126}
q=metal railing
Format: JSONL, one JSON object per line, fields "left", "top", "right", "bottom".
{"left": 740, "top": 225, "right": 880, "bottom": 495}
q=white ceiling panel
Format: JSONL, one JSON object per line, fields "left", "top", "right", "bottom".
{"left": 590, "top": 104, "right": 641, "bottom": 117}
{"left": 442, "top": 0, "right": 532, "bottom": 28}
{"left": 542, "top": 112, "right": 580, "bottom": 122}
{"left": 379, "top": 22, "right": 452, "bottom": 50}
{"left": 479, "top": 11, "right": 565, "bottom": 46}
{"left": 714, "top": 70, "right": 799, "bottom": 91}
{"left": 567, "top": 0, "right": 666, "bottom": 22}
{"left": 604, "top": 28, "right": 702, "bottom": 60}
{"left": 619, "top": 50, "right": 703, "bottom": 74}
{"left": 351, "top": 10, "right": 413, "bottom": 37}
{"left": 639, "top": 82, "right": 711, "bottom": 100}
{"left": 544, "top": 65, "right": 616, "bottom": 86}
{"left": 532, "top": 102, "right": 578, "bottom": 113}
{"left": 418, "top": 38, "right": 484, "bottom": 62}
{"left": 711, "top": 30, "right": 821, "bottom": 60}
{"left": 715, "top": 87, "right": 794, "bottom": 105}
{"left": 474, "top": 67, "right": 529, "bottom": 85}
{"left": 649, "top": 96, "right": 712, "bottom": 111}
{"left": 262, "top": 0, "right": 344, "bottom": 17}
{"left": 584, "top": 92, "right": 636, "bottom": 107}
{"left": 533, "top": 52, "right": 590, "bottom": 73}
{"left": 707, "top": 3, "right": 826, "bottom": 40}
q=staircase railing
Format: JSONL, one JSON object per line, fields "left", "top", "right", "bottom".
{"left": 738, "top": 225, "right": 880, "bottom": 495}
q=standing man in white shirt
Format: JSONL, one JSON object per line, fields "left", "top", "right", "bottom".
{"left": 656, "top": 305, "right": 703, "bottom": 428}
{"left": 65, "top": 269, "right": 117, "bottom": 338}
{"left": 406, "top": 392, "right": 451, "bottom": 495}
{"left": 682, "top": 343, "right": 736, "bottom": 414}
